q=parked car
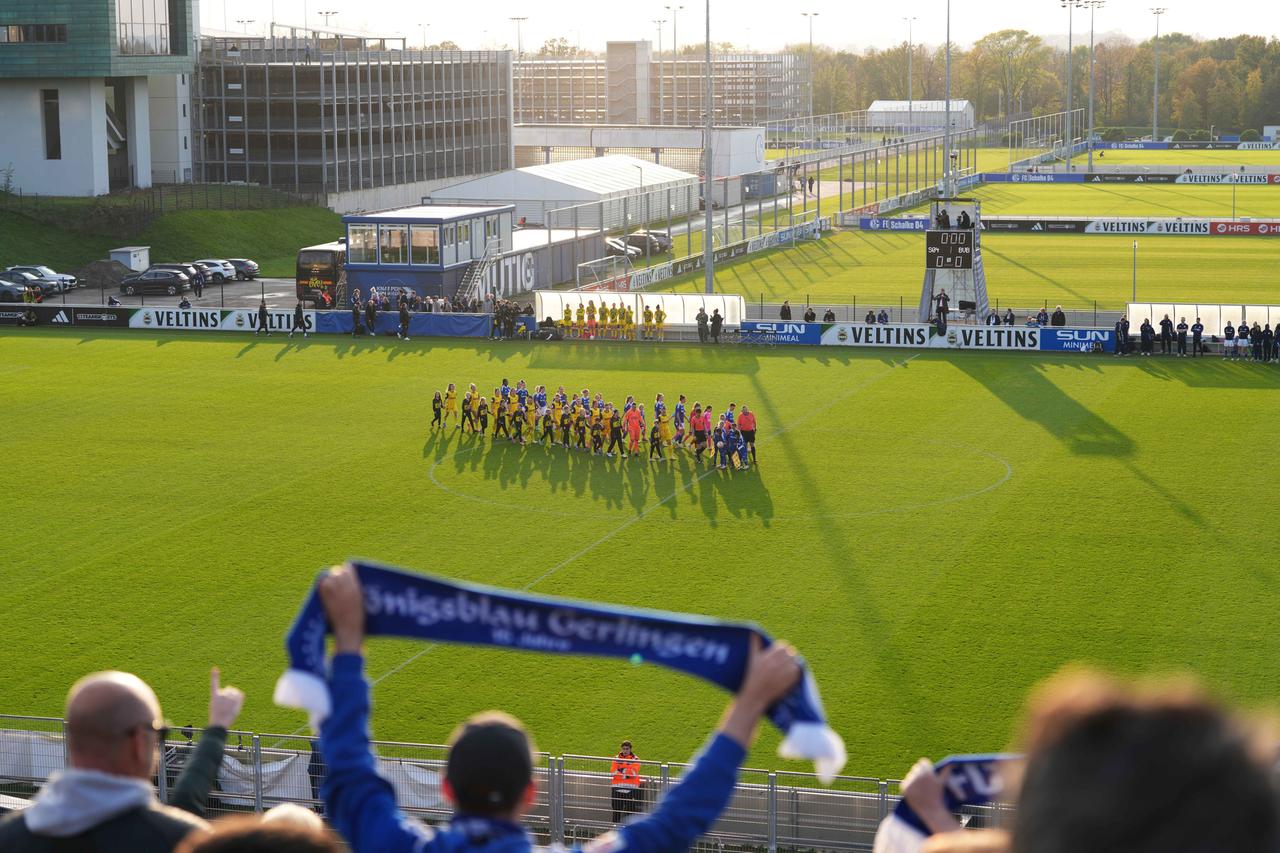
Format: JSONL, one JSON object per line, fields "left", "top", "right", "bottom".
{"left": 698, "top": 197, "right": 723, "bottom": 211}
{"left": 0, "top": 279, "right": 34, "bottom": 302}
{"left": 120, "top": 269, "right": 190, "bottom": 296}
{"left": 623, "top": 231, "right": 672, "bottom": 254}
{"left": 6, "top": 265, "right": 77, "bottom": 292}
{"left": 0, "top": 269, "right": 52, "bottom": 297}
{"left": 192, "top": 259, "right": 236, "bottom": 282}
{"left": 189, "top": 261, "right": 221, "bottom": 281}
{"left": 603, "top": 238, "right": 642, "bottom": 261}
{"left": 227, "top": 258, "right": 260, "bottom": 280}
{"left": 147, "top": 263, "right": 200, "bottom": 280}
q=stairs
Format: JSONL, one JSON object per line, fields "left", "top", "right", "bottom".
{"left": 456, "top": 238, "right": 503, "bottom": 305}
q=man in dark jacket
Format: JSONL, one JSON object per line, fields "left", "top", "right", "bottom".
{"left": 779, "top": 300, "right": 792, "bottom": 321}
{"left": 1050, "top": 306, "right": 1066, "bottom": 326}
{"left": 1159, "top": 314, "right": 1175, "bottom": 355}
{"left": 397, "top": 298, "right": 411, "bottom": 342}
{"left": 1190, "top": 317, "right": 1204, "bottom": 357}
{"left": 0, "top": 667, "right": 244, "bottom": 851}
{"left": 1175, "top": 317, "right": 1189, "bottom": 356}
{"left": 364, "top": 294, "right": 378, "bottom": 337}
{"left": 350, "top": 289, "right": 364, "bottom": 337}
{"left": 1140, "top": 319, "right": 1155, "bottom": 355}
{"left": 709, "top": 309, "right": 724, "bottom": 343}
{"left": 289, "top": 301, "right": 308, "bottom": 339}
{"left": 1114, "top": 317, "right": 1126, "bottom": 356}
{"left": 695, "top": 307, "right": 709, "bottom": 343}
{"left": 255, "top": 299, "right": 271, "bottom": 336}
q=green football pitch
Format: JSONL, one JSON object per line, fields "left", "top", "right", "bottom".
{"left": 4, "top": 329, "right": 1279, "bottom": 777}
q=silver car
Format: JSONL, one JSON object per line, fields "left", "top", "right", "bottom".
{"left": 6, "top": 265, "right": 75, "bottom": 293}
{"left": 192, "top": 259, "right": 237, "bottom": 282}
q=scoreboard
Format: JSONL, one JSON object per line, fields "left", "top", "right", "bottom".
{"left": 925, "top": 230, "right": 973, "bottom": 269}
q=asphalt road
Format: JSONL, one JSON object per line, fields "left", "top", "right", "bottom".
{"left": 45, "top": 277, "right": 301, "bottom": 310}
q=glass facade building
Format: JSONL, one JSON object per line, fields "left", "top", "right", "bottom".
{"left": 116, "top": 0, "right": 174, "bottom": 56}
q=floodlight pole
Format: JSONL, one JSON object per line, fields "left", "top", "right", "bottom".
{"left": 1061, "top": 0, "right": 1077, "bottom": 172}
{"left": 1085, "top": 1, "right": 1104, "bottom": 172}
{"left": 1151, "top": 7, "right": 1166, "bottom": 142}
{"left": 666, "top": 5, "right": 684, "bottom": 123}
{"left": 703, "top": 0, "right": 714, "bottom": 295}
{"left": 904, "top": 17, "right": 917, "bottom": 134}
{"left": 654, "top": 20, "right": 666, "bottom": 124}
{"left": 1131, "top": 240, "right": 1137, "bottom": 302}
{"left": 510, "top": 18, "right": 526, "bottom": 122}
{"left": 943, "top": 0, "right": 952, "bottom": 196}
{"left": 802, "top": 12, "right": 818, "bottom": 143}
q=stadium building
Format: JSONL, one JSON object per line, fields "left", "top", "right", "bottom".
{"left": 514, "top": 41, "right": 806, "bottom": 127}
{"left": 192, "top": 29, "right": 514, "bottom": 212}
{"left": 0, "top": 0, "right": 198, "bottom": 195}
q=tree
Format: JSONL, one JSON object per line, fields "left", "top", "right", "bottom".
{"left": 537, "top": 37, "right": 586, "bottom": 57}
{"left": 973, "top": 30, "right": 1052, "bottom": 125}
{"left": 1172, "top": 57, "right": 1218, "bottom": 129}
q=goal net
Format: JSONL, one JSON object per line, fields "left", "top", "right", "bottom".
{"left": 575, "top": 254, "right": 633, "bottom": 292}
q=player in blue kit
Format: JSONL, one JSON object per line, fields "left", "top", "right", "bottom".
{"left": 672, "top": 394, "right": 687, "bottom": 448}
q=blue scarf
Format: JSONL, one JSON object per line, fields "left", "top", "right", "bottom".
{"left": 891, "top": 754, "right": 1022, "bottom": 836}
{"left": 274, "top": 561, "right": 846, "bottom": 782}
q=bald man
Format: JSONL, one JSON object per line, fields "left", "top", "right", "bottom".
{"left": 0, "top": 667, "right": 244, "bottom": 851}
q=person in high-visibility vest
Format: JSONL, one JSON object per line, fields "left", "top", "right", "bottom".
{"left": 610, "top": 740, "right": 642, "bottom": 824}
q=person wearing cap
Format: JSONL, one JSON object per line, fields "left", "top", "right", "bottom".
{"left": 315, "top": 565, "right": 802, "bottom": 853}
{"left": 609, "top": 741, "right": 642, "bottom": 823}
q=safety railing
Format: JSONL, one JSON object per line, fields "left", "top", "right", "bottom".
{"left": 0, "top": 715, "right": 959, "bottom": 850}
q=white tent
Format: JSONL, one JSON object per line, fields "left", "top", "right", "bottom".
{"left": 867, "top": 100, "right": 975, "bottom": 132}
{"left": 429, "top": 155, "right": 699, "bottom": 229}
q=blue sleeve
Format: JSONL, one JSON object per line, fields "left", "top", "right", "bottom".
{"left": 613, "top": 734, "right": 745, "bottom": 853}
{"left": 320, "top": 654, "right": 439, "bottom": 853}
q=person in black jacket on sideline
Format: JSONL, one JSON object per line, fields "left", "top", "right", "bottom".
{"left": 1159, "top": 314, "right": 1175, "bottom": 355}
{"left": 1175, "top": 317, "right": 1188, "bottom": 356}
{"left": 1190, "top": 317, "right": 1204, "bottom": 357}
{"left": 255, "top": 299, "right": 271, "bottom": 336}
{"left": 364, "top": 294, "right": 378, "bottom": 337}
{"left": 350, "top": 289, "right": 363, "bottom": 337}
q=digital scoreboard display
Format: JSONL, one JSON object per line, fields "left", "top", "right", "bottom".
{"left": 925, "top": 230, "right": 974, "bottom": 269}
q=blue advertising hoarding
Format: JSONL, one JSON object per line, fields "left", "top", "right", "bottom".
{"left": 1039, "top": 327, "right": 1116, "bottom": 352}
{"left": 740, "top": 320, "right": 825, "bottom": 345}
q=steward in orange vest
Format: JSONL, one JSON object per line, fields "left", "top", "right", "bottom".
{"left": 609, "top": 741, "right": 642, "bottom": 824}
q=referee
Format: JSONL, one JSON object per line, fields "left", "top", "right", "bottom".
{"left": 738, "top": 406, "right": 758, "bottom": 465}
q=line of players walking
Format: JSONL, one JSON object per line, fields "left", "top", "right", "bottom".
{"left": 429, "top": 381, "right": 759, "bottom": 471}
{"left": 1113, "top": 314, "right": 1279, "bottom": 361}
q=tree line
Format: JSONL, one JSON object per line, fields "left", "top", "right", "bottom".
{"left": 793, "top": 30, "right": 1280, "bottom": 135}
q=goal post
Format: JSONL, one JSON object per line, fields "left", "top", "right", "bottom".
{"left": 574, "top": 255, "right": 632, "bottom": 292}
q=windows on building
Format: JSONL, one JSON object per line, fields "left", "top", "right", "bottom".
{"left": 41, "top": 90, "right": 61, "bottom": 160}
{"left": 117, "top": 0, "right": 173, "bottom": 56}
{"left": 410, "top": 226, "right": 440, "bottom": 266}
{"left": 379, "top": 224, "right": 409, "bottom": 265}
{"left": 0, "top": 24, "right": 69, "bottom": 44}
{"left": 347, "top": 224, "right": 378, "bottom": 264}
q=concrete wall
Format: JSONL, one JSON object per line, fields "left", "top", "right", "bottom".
{"left": 149, "top": 73, "right": 193, "bottom": 183}
{"left": 0, "top": 78, "right": 109, "bottom": 196}
{"left": 124, "top": 76, "right": 152, "bottom": 189}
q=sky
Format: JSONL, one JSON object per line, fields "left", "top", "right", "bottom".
{"left": 199, "top": 0, "right": 1275, "bottom": 51}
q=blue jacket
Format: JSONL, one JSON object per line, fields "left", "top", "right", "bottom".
{"left": 320, "top": 654, "right": 747, "bottom": 853}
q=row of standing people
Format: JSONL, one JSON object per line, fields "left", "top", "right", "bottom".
{"left": 429, "top": 381, "right": 759, "bottom": 469}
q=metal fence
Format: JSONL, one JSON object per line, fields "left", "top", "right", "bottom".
{"left": 0, "top": 714, "right": 987, "bottom": 851}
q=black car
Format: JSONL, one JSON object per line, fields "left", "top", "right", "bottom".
{"left": 228, "top": 258, "right": 260, "bottom": 280}
{"left": 0, "top": 269, "right": 52, "bottom": 297}
{"left": 623, "top": 231, "right": 673, "bottom": 254}
{"left": 120, "top": 269, "right": 190, "bottom": 296}
{"left": 147, "top": 263, "right": 200, "bottom": 280}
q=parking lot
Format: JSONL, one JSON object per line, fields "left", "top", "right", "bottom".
{"left": 35, "top": 277, "right": 301, "bottom": 310}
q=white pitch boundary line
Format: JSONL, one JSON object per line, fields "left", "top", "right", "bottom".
{"left": 366, "top": 354, "right": 921, "bottom": 691}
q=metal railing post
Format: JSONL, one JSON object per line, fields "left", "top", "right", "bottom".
{"left": 252, "top": 734, "right": 264, "bottom": 813}
{"left": 156, "top": 740, "right": 169, "bottom": 803}
{"left": 660, "top": 763, "right": 670, "bottom": 797}
{"left": 60, "top": 719, "right": 69, "bottom": 770}
{"left": 767, "top": 772, "right": 778, "bottom": 853}
{"left": 551, "top": 757, "right": 564, "bottom": 846}
{"left": 878, "top": 779, "right": 889, "bottom": 820}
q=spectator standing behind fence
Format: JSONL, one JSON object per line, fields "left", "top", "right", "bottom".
{"left": 803, "top": 306, "right": 816, "bottom": 323}
{"left": 865, "top": 310, "right": 876, "bottom": 325}
{"left": 779, "top": 301, "right": 792, "bottom": 321}
{"left": 877, "top": 309, "right": 889, "bottom": 324}
{"left": 1050, "top": 306, "right": 1066, "bottom": 326}
{"left": 610, "top": 741, "right": 643, "bottom": 823}
{"left": 1003, "top": 309, "right": 1016, "bottom": 326}
{"left": 0, "top": 667, "right": 244, "bottom": 851}
{"left": 823, "top": 308, "right": 836, "bottom": 322}
{"left": 1035, "top": 307, "right": 1048, "bottom": 327}
{"left": 312, "top": 565, "right": 802, "bottom": 853}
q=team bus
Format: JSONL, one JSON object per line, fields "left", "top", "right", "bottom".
{"left": 295, "top": 240, "right": 346, "bottom": 307}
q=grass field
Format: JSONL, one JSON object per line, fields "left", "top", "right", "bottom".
{"left": 4, "top": 329, "right": 1279, "bottom": 777}
{"left": 657, "top": 230, "right": 1280, "bottom": 310}
{"left": 907, "top": 183, "right": 1280, "bottom": 219}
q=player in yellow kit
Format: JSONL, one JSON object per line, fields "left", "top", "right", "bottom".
{"left": 561, "top": 305, "right": 572, "bottom": 335}
{"left": 625, "top": 306, "right": 636, "bottom": 340}
{"left": 642, "top": 305, "right": 654, "bottom": 341}
{"left": 654, "top": 305, "right": 667, "bottom": 342}
{"left": 574, "top": 302, "right": 586, "bottom": 339}
{"left": 443, "top": 383, "right": 458, "bottom": 428}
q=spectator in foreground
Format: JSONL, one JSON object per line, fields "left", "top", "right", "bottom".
{"left": 314, "top": 565, "right": 802, "bottom": 853}
{"left": 1050, "top": 306, "right": 1066, "bottom": 326}
{"left": 175, "top": 815, "right": 338, "bottom": 853}
{"left": 885, "top": 668, "right": 1279, "bottom": 853}
{"left": 0, "top": 667, "right": 244, "bottom": 851}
